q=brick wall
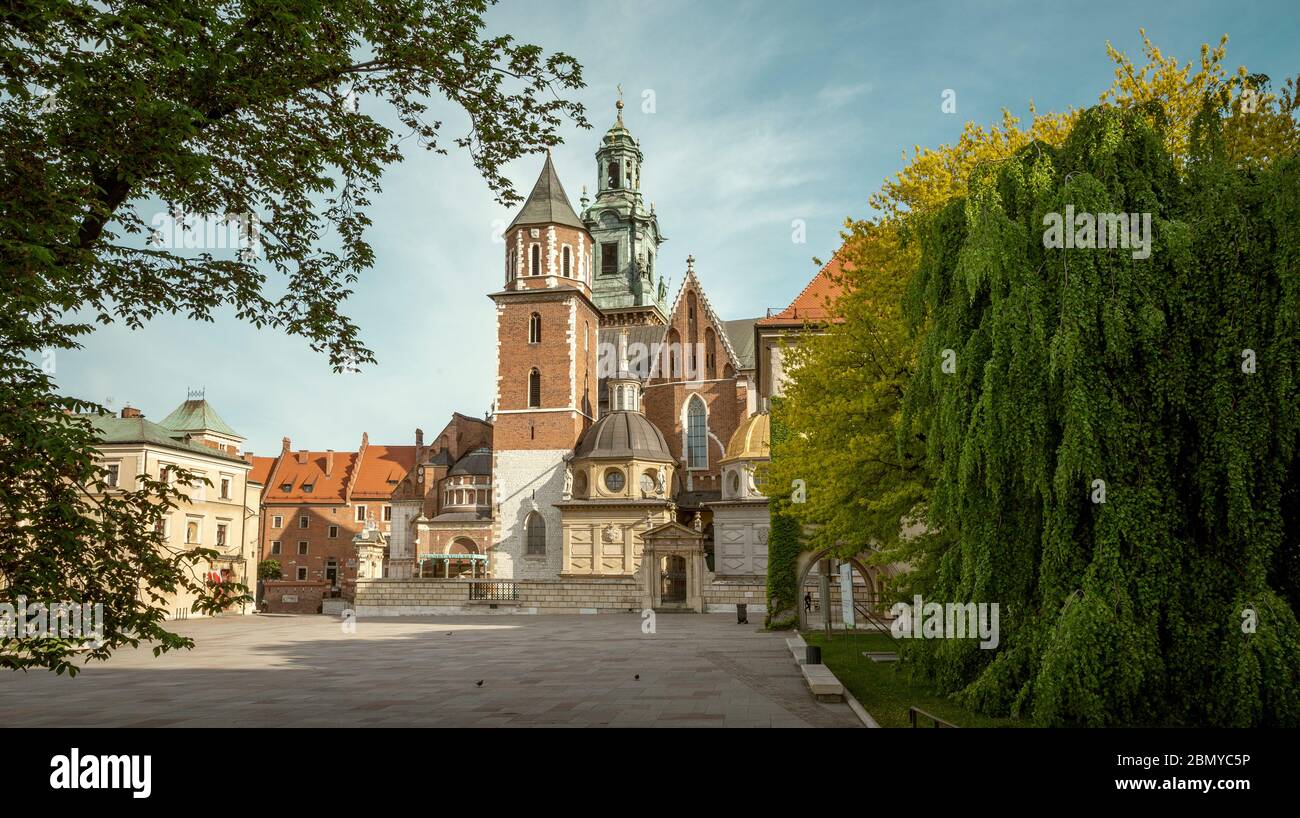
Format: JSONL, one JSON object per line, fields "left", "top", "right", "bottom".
{"left": 262, "top": 504, "right": 362, "bottom": 584}
{"left": 643, "top": 379, "right": 741, "bottom": 494}
{"left": 262, "top": 580, "right": 331, "bottom": 614}
{"left": 493, "top": 291, "right": 598, "bottom": 451}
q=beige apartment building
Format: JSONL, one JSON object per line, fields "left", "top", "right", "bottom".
{"left": 89, "top": 393, "right": 262, "bottom": 619}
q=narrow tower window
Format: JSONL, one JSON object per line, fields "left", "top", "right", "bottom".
{"left": 530, "top": 244, "right": 540, "bottom": 276}
{"left": 601, "top": 243, "right": 618, "bottom": 276}
{"left": 528, "top": 368, "right": 541, "bottom": 408}
{"left": 529, "top": 312, "right": 541, "bottom": 344}
{"left": 607, "top": 161, "right": 620, "bottom": 189}
{"left": 562, "top": 246, "right": 572, "bottom": 277}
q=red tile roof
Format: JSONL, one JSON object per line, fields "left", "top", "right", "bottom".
{"left": 757, "top": 250, "right": 849, "bottom": 326}
{"left": 246, "top": 455, "right": 276, "bottom": 486}
{"left": 350, "top": 445, "right": 418, "bottom": 499}
{"left": 264, "top": 451, "right": 357, "bottom": 504}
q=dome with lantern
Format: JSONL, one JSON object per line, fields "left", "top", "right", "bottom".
{"left": 719, "top": 412, "right": 770, "bottom": 501}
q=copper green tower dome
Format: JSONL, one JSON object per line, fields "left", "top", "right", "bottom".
{"left": 580, "top": 96, "right": 668, "bottom": 323}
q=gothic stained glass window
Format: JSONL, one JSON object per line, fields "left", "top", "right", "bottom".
{"left": 687, "top": 395, "right": 707, "bottom": 468}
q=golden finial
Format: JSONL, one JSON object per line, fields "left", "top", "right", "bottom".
{"left": 616, "top": 84, "right": 624, "bottom": 123}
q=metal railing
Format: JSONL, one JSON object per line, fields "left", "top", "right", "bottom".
{"left": 467, "top": 580, "right": 518, "bottom": 601}
{"left": 908, "top": 706, "right": 958, "bottom": 728}
{"left": 853, "top": 599, "right": 901, "bottom": 644}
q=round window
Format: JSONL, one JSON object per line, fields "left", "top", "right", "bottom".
{"left": 640, "top": 471, "right": 657, "bottom": 494}
{"left": 574, "top": 471, "right": 588, "bottom": 495}
{"left": 729, "top": 470, "right": 742, "bottom": 497}
{"left": 604, "top": 468, "right": 626, "bottom": 492}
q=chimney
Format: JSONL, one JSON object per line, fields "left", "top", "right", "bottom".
{"left": 297, "top": 448, "right": 308, "bottom": 465}
{"left": 281, "top": 436, "right": 291, "bottom": 453}
{"left": 325, "top": 449, "right": 334, "bottom": 476}
{"left": 415, "top": 428, "right": 424, "bottom": 448}
{"left": 120, "top": 406, "right": 142, "bottom": 419}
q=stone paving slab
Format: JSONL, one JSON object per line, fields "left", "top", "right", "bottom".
{"left": 0, "top": 613, "right": 859, "bottom": 728}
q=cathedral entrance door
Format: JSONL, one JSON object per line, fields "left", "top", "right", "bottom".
{"left": 662, "top": 555, "right": 687, "bottom": 603}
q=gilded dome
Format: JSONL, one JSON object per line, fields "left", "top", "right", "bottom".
{"left": 721, "top": 412, "right": 770, "bottom": 464}
{"left": 574, "top": 411, "right": 673, "bottom": 462}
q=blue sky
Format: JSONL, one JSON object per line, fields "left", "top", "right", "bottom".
{"left": 57, "top": 0, "right": 1300, "bottom": 455}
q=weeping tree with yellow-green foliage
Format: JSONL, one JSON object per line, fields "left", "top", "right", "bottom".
{"left": 766, "top": 32, "right": 1300, "bottom": 724}
{"left": 902, "top": 98, "right": 1300, "bottom": 726}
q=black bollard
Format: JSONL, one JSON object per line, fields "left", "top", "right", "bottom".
{"left": 736, "top": 603, "right": 748, "bottom": 624}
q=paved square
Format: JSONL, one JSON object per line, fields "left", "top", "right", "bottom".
{"left": 0, "top": 613, "right": 859, "bottom": 727}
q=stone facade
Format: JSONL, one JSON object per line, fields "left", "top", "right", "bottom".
{"left": 711, "top": 504, "right": 770, "bottom": 577}
{"left": 353, "top": 577, "right": 642, "bottom": 616}
{"left": 492, "top": 449, "right": 569, "bottom": 579}
{"left": 89, "top": 398, "right": 261, "bottom": 620}
{"left": 353, "top": 576, "right": 767, "bottom": 617}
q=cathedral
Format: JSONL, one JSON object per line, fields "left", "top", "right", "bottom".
{"left": 382, "top": 100, "right": 780, "bottom": 611}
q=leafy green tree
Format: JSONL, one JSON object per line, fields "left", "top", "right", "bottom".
{"left": 1, "top": 0, "right": 586, "bottom": 672}
{"left": 258, "top": 560, "right": 283, "bottom": 581}
{"left": 903, "top": 104, "right": 1300, "bottom": 726}
{"left": 767, "top": 31, "right": 1299, "bottom": 723}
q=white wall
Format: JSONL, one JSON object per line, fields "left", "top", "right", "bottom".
{"left": 493, "top": 450, "right": 568, "bottom": 579}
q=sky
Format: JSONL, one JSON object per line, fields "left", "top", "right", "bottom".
{"left": 55, "top": 0, "right": 1300, "bottom": 456}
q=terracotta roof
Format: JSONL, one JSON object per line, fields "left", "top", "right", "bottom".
{"left": 757, "top": 250, "right": 849, "bottom": 326}
{"left": 351, "top": 445, "right": 418, "bottom": 499}
{"left": 264, "top": 451, "right": 356, "bottom": 504}
{"left": 246, "top": 455, "right": 276, "bottom": 486}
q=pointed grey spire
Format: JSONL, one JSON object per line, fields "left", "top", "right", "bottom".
{"left": 508, "top": 153, "right": 585, "bottom": 230}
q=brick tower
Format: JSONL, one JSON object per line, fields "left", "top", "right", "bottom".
{"left": 490, "top": 152, "right": 601, "bottom": 578}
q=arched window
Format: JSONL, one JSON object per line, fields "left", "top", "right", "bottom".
{"left": 664, "top": 328, "right": 682, "bottom": 380}
{"left": 529, "top": 312, "right": 541, "bottom": 344}
{"left": 686, "top": 395, "right": 707, "bottom": 469}
{"left": 705, "top": 327, "right": 717, "bottom": 379}
{"left": 530, "top": 244, "right": 540, "bottom": 275}
{"left": 562, "top": 246, "right": 571, "bottom": 277}
{"left": 528, "top": 368, "right": 541, "bottom": 408}
{"left": 607, "top": 161, "right": 620, "bottom": 189}
{"left": 526, "top": 511, "right": 546, "bottom": 555}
